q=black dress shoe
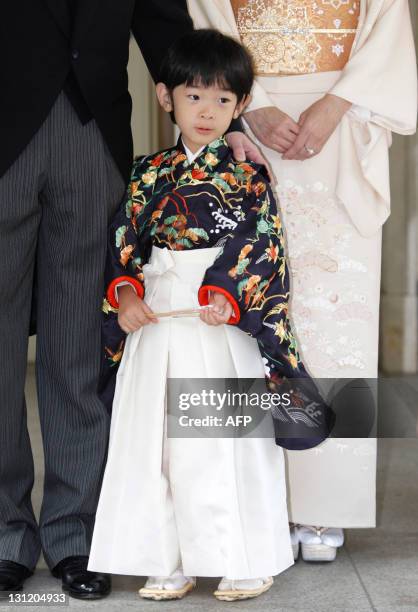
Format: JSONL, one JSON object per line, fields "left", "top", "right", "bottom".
{"left": 0, "top": 560, "right": 33, "bottom": 591}
{"left": 51, "top": 555, "right": 111, "bottom": 600}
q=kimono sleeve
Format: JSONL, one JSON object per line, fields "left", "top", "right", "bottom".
{"left": 105, "top": 163, "right": 148, "bottom": 310}
{"left": 198, "top": 174, "right": 283, "bottom": 324}
{"left": 198, "top": 173, "right": 336, "bottom": 449}
{"left": 99, "top": 158, "right": 150, "bottom": 414}
{"left": 198, "top": 172, "right": 305, "bottom": 375}
{"left": 329, "top": 0, "right": 417, "bottom": 134}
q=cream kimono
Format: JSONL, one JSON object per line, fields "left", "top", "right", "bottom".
{"left": 187, "top": 0, "right": 417, "bottom": 527}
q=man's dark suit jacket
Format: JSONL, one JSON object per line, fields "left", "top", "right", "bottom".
{"left": 2, "top": 0, "right": 193, "bottom": 336}
{"left": 1, "top": 0, "right": 194, "bottom": 183}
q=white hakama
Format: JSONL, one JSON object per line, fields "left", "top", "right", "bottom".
{"left": 88, "top": 246, "right": 294, "bottom": 578}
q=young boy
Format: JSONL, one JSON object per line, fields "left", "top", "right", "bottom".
{"left": 88, "top": 29, "right": 330, "bottom": 602}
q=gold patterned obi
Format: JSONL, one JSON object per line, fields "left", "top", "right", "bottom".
{"left": 231, "top": 0, "right": 360, "bottom": 75}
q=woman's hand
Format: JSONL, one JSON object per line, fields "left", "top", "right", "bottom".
{"left": 200, "top": 292, "right": 233, "bottom": 326}
{"left": 282, "top": 94, "right": 352, "bottom": 161}
{"left": 243, "top": 106, "right": 300, "bottom": 153}
{"left": 117, "top": 285, "right": 157, "bottom": 333}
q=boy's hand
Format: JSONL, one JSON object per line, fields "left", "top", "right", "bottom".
{"left": 117, "top": 285, "right": 157, "bottom": 333}
{"left": 200, "top": 292, "right": 233, "bottom": 326}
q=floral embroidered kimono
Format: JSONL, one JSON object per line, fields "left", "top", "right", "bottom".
{"left": 98, "top": 136, "right": 332, "bottom": 447}
{"left": 88, "top": 137, "right": 328, "bottom": 577}
{"left": 186, "top": 0, "right": 417, "bottom": 528}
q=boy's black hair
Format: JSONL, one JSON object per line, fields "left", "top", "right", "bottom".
{"left": 159, "top": 29, "right": 254, "bottom": 121}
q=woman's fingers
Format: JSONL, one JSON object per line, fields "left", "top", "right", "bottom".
{"left": 270, "top": 123, "right": 298, "bottom": 145}
{"left": 286, "top": 121, "right": 300, "bottom": 136}
{"left": 230, "top": 138, "right": 245, "bottom": 162}
{"left": 225, "top": 132, "right": 269, "bottom": 167}
{"left": 244, "top": 107, "right": 300, "bottom": 153}
{"left": 282, "top": 140, "right": 305, "bottom": 160}
{"left": 292, "top": 138, "right": 323, "bottom": 161}
{"left": 282, "top": 127, "right": 319, "bottom": 160}
{"left": 279, "top": 133, "right": 299, "bottom": 149}
{"left": 243, "top": 144, "right": 268, "bottom": 167}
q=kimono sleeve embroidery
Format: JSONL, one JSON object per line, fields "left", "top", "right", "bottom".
{"left": 103, "top": 156, "right": 151, "bottom": 311}
{"left": 200, "top": 174, "right": 305, "bottom": 378}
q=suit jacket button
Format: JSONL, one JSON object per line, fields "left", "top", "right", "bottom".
{"left": 72, "top": 49, "right": 80, "bottom": 60}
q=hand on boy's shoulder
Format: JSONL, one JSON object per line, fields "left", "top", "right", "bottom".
{"left": 225, "top": 131, "right": 275, "bottom": 184}
{"left": 227, "top": 155, "right": 273, "bottom": 195}
{"left": 223, "top": 144, "right": 272, "bottom": 191}
{"left": 239, "top": 159, "right": 271, "bottom": 184}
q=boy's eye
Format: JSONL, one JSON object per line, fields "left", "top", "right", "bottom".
{"left": 219, "top": 97, "right": 231, "bottom": 104}
{"left": 188, "top": 94, "right": 200, "bottom": 101}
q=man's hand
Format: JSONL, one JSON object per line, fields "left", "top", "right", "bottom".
{"left": 243, "top": 106, "right": 300, "bottom": 153}
{"left": 200, "top": 292, "right": 233, "bottom": 326}
{"left": 117, "top": 285, "right": 157, "bottom": 333}
{"left": 225, "top": 131, "right": 267, "bottom": 165}
{"left": 282, "top": 94, "right": 352, "bottom": 161}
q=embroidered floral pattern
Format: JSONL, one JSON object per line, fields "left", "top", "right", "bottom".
{"left": 276, "top": 177, "right": 378, "bottom": 378}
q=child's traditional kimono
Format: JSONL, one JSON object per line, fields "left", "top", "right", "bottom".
{"left": 88, "top": 137, "right": 328, "bottom": 578}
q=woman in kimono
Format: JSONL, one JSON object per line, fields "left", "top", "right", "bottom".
{"left": 88, "top": 29, "right": 332, "bottom": 601}
{"left": 186, "top": 0, "right": 417, "bottom": 561}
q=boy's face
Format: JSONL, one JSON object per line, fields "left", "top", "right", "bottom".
{"left": 156, "top": 82, "right": 250, "bottom": 153}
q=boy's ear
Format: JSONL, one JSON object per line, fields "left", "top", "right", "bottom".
{"left": 233, "top": 93, "right": 252, "bottom": 119}
{"left": 156, "top": 83, "right": 173, "bottom": 113}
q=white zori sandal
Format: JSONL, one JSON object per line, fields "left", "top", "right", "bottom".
{"left": 138, "top": 573, "right": 196, "bottom": 600}
{"left": 214, "top": 577, "right": 273, "bottom": 601}
{"left": 299, "top": 526, "right": 345, "bottom": 562}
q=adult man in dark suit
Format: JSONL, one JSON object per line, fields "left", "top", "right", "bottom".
{"left": 1, "top": 0, "right": 197, "bottom": 600}
{"left": 0, "top": 1, "right": 261, "bottom": 599}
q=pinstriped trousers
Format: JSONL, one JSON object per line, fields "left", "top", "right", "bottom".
{"left": 0, "top": 92, "right": 126, "bottom": 571}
